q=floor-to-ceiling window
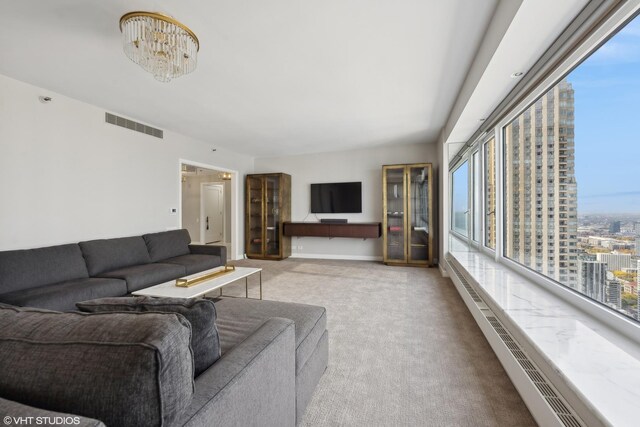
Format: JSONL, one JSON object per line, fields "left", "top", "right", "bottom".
{"left": 503, "top": 15, "right": 640, "bottom": 322}
{"left": 452, "top": 161, "right": 469, "bottom": 237}
{"left": 450, "top": 12, "right": 640, "bottom": 323}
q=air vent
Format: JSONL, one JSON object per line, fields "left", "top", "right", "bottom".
{"left": 105, "top": 112, "right": 163, "bottom": 139}
{"left": 446, "top": 256, "right": 585, "bottom": 427}
{"left": 447, "top": 262, "right": 484, "bottom": 305}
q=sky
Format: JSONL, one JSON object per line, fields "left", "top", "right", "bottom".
{"left": 569, "top": 16, "right": 640, "bottom": 214}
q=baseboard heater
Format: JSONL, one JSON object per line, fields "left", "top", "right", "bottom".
{"left": 444, "top": 255, "right": 585, "bottom": 427}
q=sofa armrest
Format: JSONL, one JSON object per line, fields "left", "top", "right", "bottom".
{"left": 189, "top": 244, "right": 226, "bottom": 261}
{"left": 0, "top": 397, "right": 105, "bottom": 427}
{"left": 176, "top": 317, "right": 296, "bottom": 427}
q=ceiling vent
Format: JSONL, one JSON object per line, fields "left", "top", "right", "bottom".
{"left": 105, "top": 112, "right": 163, "bottom": 139}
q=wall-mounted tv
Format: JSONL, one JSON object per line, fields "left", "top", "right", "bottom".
{"left": 310, "top": 182, "right": 362, "bottom": 213}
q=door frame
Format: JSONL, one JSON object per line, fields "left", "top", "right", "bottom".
{"left": 179, "top": 159, "right": 238, "bottom": 261}
{"left": 200, "top": 182, "right": 225, "bottom": 244}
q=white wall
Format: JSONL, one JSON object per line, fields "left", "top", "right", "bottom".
{"left": 0, "top": 74, "right": 252, "bottom": 258}
{"left": 254, "top": 142, "right": 438, "bottom": 260}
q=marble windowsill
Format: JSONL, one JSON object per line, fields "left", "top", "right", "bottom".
{"left": 448, "top": 242, "right": 640, "bottom": 427}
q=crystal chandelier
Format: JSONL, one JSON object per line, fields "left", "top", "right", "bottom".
{"left": 119, "top": 12, "right": 200, "bottom": 82}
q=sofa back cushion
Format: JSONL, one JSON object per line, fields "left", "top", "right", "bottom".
{"left": 79, "top": 236, "right": 151, "bottom": 276}
{"left": 0, "top": 244, "right": 89, "bottom": 294}
{"left": 77, "top": 296, "right": 221, "bottom": 377}
{"left": 143, "top": 229, "right": 191, "bottom": 262}
{"left": 0, "top": 303, "right": 194, "bottom": 427}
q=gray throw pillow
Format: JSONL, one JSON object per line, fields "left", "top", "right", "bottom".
{"left": 0, "top": 304, "right": 194, "bottom": 427}
{"left": 77, "top": 296, "right": 221, "bottom": 377}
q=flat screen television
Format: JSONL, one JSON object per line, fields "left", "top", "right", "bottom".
{"left": 310, "top": 182, "right": 362, "bottom": 213}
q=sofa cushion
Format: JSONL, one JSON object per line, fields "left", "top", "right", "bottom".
{"left": 0, "top": 277, "right": 127, "bottom": 311}
{"left": 0, "top": 244, "right": 88, "bottom": 294}
{"left": 161, "top": 254, "right": 223, "bottom": 275}
{"left": 79, "top": 236, "right": 151, "bottom": 276}
{"left": 98, "top": 262, "right": 186, "bottom": 293}
{"left": 213, "top": 298, "right": 327, "bottom": 374}
{"left": 0, "top": 304, "right": 194, "bottom": 427}
{"left": 77, "top": 296, "right": 221, "bottom": 377}
{"left": 143, "top": 229, "right": 191, "bottom": 262}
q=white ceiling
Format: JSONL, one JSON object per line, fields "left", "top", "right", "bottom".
{"left": 0, "top": 0, "right": 498, "bottom": 157}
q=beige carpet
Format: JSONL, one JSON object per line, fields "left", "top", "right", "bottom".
{"left": 227, "top": 258, "right": 537, "bottom": 427}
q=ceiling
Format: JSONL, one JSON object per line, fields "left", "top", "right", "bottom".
{"left": 0, "top": 1, "right": 587, "bottom": 158}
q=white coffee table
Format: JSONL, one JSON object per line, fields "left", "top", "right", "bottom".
{"left": 132, "top": 266, "right": 263, "bottom": 299}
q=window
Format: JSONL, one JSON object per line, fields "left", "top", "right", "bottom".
{"left": 503, "top": 14, "right": 640, "bottom": 322}
{"left": 472, "top": 151, "right": 481, "bottom": 243}
{"left": 452, "top": 161, "right": 469, "bottom": 237}
{"left": 484, "top": 138, "right": 496, "bottom": 249}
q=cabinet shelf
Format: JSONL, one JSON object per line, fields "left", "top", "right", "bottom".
{"left": 383, "top": 163, "right": 433, "bottom": 267}
{"left": 245, "top": 173, "right": 291, "bottom": 260}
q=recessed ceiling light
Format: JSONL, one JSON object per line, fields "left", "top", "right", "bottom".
{"left": 511, "top": 72, "right": 524, "bottom": 78}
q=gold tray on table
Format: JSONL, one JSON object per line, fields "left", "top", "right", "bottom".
{"left": 175, "top": 265, "right": 236, "bottom": 288}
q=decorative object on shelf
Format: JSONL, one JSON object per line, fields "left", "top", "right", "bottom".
{"left": 382, "top": 163, "right": 434, "bottom": 266}
{"left": 175, "top": 265, "right": 235, "bottom": 288}
{"left": 245, "top": 173, "right": 291, "bottom": 260}
{"left": 119, "top": 11, "right": 200, "bottom": 82}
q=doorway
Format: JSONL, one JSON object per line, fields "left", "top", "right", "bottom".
{"left": 180, "top": 163, "right": 234, "bottom": 260}
{"left": 201, "top": 183, "right": 224, "bottom": 244}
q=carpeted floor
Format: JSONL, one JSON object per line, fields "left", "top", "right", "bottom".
{"left": 226, "top": 258, "right": 537, "bottom": 427}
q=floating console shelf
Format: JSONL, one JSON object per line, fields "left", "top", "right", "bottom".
{"left": 283, "top": 222, "right": 381, "bottom": 239}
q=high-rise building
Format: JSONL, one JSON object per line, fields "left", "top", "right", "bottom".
{"left": 609, "top": 221, "right": 621, "bottom": 233}
{"left": 504, "top": 79, "right": 578, "bottom": 287}
{"left": 606, "top": 278, "right": 622, "bottom": 309}
{"left": 637, "top": 260, "right": 640, "bottom": 320}
{"left": 635, "top": 236, "right": 640, "bottom": 256}
{"left": 596, "top": 253, "right": 634, "bottom": 271}
{"left": 605, "top": 271, "right": 622, "bottom": 309}
{"left": 578, "top": 259, "right": 607, "bottom": 302}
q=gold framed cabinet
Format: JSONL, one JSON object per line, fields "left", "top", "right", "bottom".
{"left": 245, "top": 173, "right": 291, "bottom": 260}
{"left": 382, "top": 163, "right": 433, "bottom": 266}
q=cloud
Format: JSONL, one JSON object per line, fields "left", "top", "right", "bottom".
{"left": 581, "top": 18, "right": 640, "bottom": 66}
{"left": 581, "top": 191, "right": 640, "bottom": 199}
{"left": 569, "top": 76, "right": 637, "bottom": 89}
{"left": 585, "top": 40, "right": 640, "bottom": 65}
{"left": 619, "top": 19, "right": 640, "bottom": 37}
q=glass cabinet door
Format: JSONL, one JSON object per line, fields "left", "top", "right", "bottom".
{"left": 265, "top": 175, "right": 281, "bottom": 256}
{"left": 247, "top": 176, "right": 264, "bottom": 257}
{"left": 408, "top": 165, "right": 430, "bottom": 264}
{"left": 384, "top": 166, "right": 406, "bottom": 262}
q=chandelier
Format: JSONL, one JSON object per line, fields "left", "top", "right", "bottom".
{"left": 119, "top": 12, "right": 200, "bottom": 82}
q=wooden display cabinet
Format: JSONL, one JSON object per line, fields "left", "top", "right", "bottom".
{"left": 245, "top": 173, "right": 291, "bottom": 260}
{"left": 382, "top": 163, "right": 433, "bottom": 266}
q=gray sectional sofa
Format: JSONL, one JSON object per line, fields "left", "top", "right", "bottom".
{"left": 0, "top": 229, "right": 225, "bottom": 311}
{"left": 0, "top": 230, "right": 328, "bottom": 426}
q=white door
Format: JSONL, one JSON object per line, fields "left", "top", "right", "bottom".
{"left": 202, "top": 184, "right": 224, "bottom": 244}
